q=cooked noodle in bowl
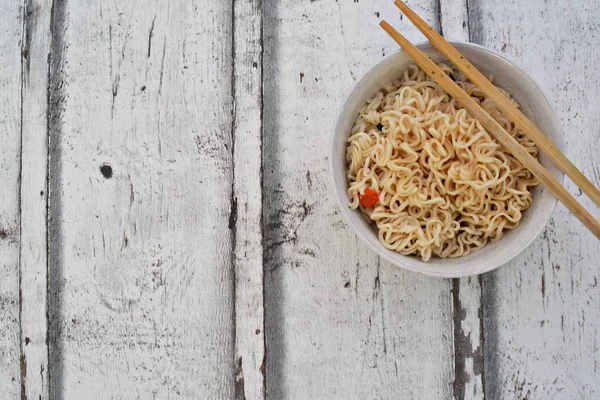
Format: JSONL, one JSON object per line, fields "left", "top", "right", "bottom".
{"left": 346, "top": 64, "right": 539, "bottom": 261}
{"left": 331, "top": 44, "right": 563, "bottom": 277}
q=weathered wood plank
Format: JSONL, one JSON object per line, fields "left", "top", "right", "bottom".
{"left": 20, "top": 0, "right": 53, "bottom": 398}
{"left": 232, "top": 0, "right": 265, "bottom": 399}
{"left": 439, "top": 3, "right": 485, "bottom": 399}
{"left": 0, "top": 0, "right": 23, "bottom": 397}
{"left": 48, "top": 1, "right": 236, "bottom": 397}
{"left": 440, "top": 0, "right": 469, "bottom": 40}
{"left": 468, "top": 0, "right": 600, "bottom": 398}
{"left": 263, "top": 1, "right": 454, "bottom": 398}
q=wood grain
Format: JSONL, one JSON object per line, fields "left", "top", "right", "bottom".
{"left": 47, "top": 0, "right": 236, "bottom": 397}
{"left": 232, "top": 0, "right": 266, "bottom": 398}
{"left": 263, "top": 1, "right": 454, "bottom": 398}
{"left": 468, "top": 0, "right": 600, "bottom": 398}
{"left": 0, "top": 0, "right": 23, "bottom": 397}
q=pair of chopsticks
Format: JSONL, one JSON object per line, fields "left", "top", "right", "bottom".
{"left": 380, "top": 0, "right": 600, "bottom": 240}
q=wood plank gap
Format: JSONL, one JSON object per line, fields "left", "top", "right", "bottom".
{"left": 480, "top": 271, "right": 498, "bottom": 399}
{"left": 478, "top": 274, "right": 487, "bottom": 398}
{"left": 46, "top": 0, "right": 66, "bottom": 397}
{"left": 18, "top": 2, "right": 26, "bottom": 397}
{"left": 451, "top": 278, "right": 486, "bottom": 400}
{"left": 451, "top": 279, "right": 464, "bottom": 399}
{"left": 232, "top": 0, "right": 266, "bottom": 398}
{"left": 229, "top": 0, "right": 238, "bottom": 397}
{"left": 258, "top": 0, "right": 266, "bottom": 393}
{"left": 435, "top": 0, "right": 444, "bottom": 37}
{"left": 466, "top": 0, "right": 482, "bottom": 44}
{"left": 259, "top": 0, "right": 266, "bottom": 391}
{"left": 465, "top": 0, "right": 471, "bottom": 42}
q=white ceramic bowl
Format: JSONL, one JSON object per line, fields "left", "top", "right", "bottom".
{"left": 330, "top": 42, "right": 564, "bottom": 278}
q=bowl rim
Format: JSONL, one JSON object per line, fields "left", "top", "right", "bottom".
{"left": 328, "top": 40, "right": 564, "bottom": 278}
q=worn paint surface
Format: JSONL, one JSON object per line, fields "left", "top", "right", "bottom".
{"left": 0, "top": 0, "right": 599, "bottom": 399}
{"left": 0, "top": 0, "right": 22, "bottom": 397}
{"left": 47, "top": 0, "right": 236, "bottom": 398}
{"left": 20, "top": 0, "right": 53, "bottom": 398}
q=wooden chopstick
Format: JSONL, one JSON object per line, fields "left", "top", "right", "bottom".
{"left": 379, "top": 20, "right": 600, "bottom": 240}
{"left": 395, "top": 0, "right": 600, "bottom": 210}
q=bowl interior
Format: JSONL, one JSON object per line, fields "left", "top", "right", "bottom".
{"left": 330, "top": 42, "right": 564, "bottom": 278}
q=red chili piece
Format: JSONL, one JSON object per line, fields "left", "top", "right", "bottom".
{"left": 359, "top": 188, "right": 379, "bottom": 208}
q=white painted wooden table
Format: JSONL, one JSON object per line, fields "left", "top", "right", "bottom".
{"left": 1, "top": 0, "right": 599, "bottom": 399}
